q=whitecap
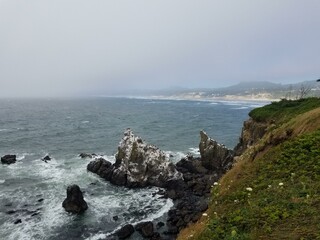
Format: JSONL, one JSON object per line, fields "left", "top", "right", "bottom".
{"left": 0, "top": 179, "right": 5, "bottom": 184}
{"left": 0, "top": 128, "right": 8, "bottom": 132}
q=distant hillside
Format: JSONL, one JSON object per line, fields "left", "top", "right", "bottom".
{"left": 178, "top": 98, "right": 320, "bottom": 239}
{"left": 143, "top": 80, "right": 320, "bottom": 101}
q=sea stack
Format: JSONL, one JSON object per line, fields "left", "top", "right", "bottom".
{"left": 62, "top": 185, "right": 88, "bottom": 213}
{"left": 87, "top": 128, "right": 183, "bottom": 188}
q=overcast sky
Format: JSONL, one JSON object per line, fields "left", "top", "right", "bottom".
{"left": 0, "top": 0, "right": 319, "bottom": 97}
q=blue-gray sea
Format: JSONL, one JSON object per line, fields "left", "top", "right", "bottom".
{"left": 0, "top": 97, "right": 268, "bottom": 240}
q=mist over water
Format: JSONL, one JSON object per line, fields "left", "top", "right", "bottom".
{"left": 0, "top": 97, "right": 268, "bottom": 239}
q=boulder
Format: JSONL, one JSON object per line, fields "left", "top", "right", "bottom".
{"left": 62, "top": 185, "right": 88, "bottom": 213}
{"left": 87, "top": 129, "right": 182, "bottom": 188}
{"left": 116, "top": 224, "right": 135, "bottom": 239}
{"left": 199, "top": 131, "right": 234, "bottom": 172}
{"left": 135, "top": 221, "right": 154, "bottom": 238}
{"left": 1, "top": 155, "right": 16, "bottom": 164}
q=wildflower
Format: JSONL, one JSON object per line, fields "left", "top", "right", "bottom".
{"left": 268, "top": 185, "right": 272, "bottom": 188}
{"left": 279, "top": 182, "right": 284, "bottom": 186}
{"left": 246, "top": 187, "right": 253, "bottom": 192}
{"left": 234, "top": 199, "right": 239, "bottom": 203}
{"left": 202, "top": 213, "right": 208, "bottom": 217}
{"left": 213, "top": 182, "right": 218, "bottom": 186}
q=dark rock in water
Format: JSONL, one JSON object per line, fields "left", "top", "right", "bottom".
{"left": 1, "top": 155, "right": 16, "bottom": 164}
{"left": 135, "top": 221, "right": 154, "bottom": 238}
{"left": 37, "top": 198, "right": 44, "bottom": 203}
{"left": 14, "top": 219, "right": 22, "bottom": 224}
{"left": 79, "top": 153, "right": 96, "bottom": 159}
{"left": 31, "top": 212, "right": 39, "bottom": 217}
{"left": 87, "top": 129, "right": 182, "bottom": 188}
{"left": 42, "top": 155, "right": 51, "bottom": 162}
{"left": 116, "top": 224, "right": 135, "bottom": 239}
{"left": 112, "top": 215, "right": 119, "bottom": 221}
{"left": 156, "top": 222, "right": 165, "bottom": 229}
{"left": 6, "top": 210, "right": 16, "bottom": 215}
{"left": 62, "top": 185, "right": 88, "bottom": 214}
{"left": 199, "top": 130, "right": 234, "bottom": 172}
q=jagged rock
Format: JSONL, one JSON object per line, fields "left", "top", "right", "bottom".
{"left": 1, "top": 155, "right": 16, "bottom": 164}
{"left": 199, "top": 131, "right": 234, "bottom": 172}
{"left": 87, "top": 129, "right": 182, "bottom": 188}
{"left": 135, "top": 221, "right": 154, "bottom": 238}
{"left": 62, "top": 185, "right": 88, "bottom": 214}
{"left": 116, "top": 224, "right": 135, "bottom": 239}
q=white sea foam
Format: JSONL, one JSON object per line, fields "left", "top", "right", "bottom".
{"left": 0, "top": 129, "right": 8, "bottom": 132}
{"left": 0, "top": 179, "right": 5, "bottom": 184}
{"left": 188, "top": 147, "right": 200, "bottom": 156}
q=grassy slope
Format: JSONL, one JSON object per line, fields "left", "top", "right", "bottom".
{"left": 178, "top": 98, "right": 320, "bottom": 240}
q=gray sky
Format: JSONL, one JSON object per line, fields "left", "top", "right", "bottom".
{"left": 0, "top": 0, "right": 319, "bottom": 97}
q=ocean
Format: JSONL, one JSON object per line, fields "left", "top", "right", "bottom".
{"left": 0, "top": 97, "right": 268, "bottom": 239}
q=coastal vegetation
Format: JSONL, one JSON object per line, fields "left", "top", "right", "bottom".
{"left": 178, "top": 97, "right": 320, "bottom": 240}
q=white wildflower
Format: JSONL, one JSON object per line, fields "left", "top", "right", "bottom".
{"left": 213, "top": 182, "right": 219, "bottom": 186}
{"left": 234, "top": 199, "right": 239, "bottom": 203}
{"left": 246, "top": 187, "right": 253, "bottom": 192}
{"left": 279, "top": 182, "right": 284, "bottom": 186}
{"left": 268, "top": 185, "right": 272, "bottom": 188}
{"left": 202, "top": 213, "right": 208, "bottom": 217}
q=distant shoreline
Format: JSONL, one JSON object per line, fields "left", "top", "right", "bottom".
{"left": 125, "top": 95, "right": 279, "bottom": 103}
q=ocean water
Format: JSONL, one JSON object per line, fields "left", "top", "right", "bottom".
{"left": 0, "top": 97, "right": 268, "bottom": 239}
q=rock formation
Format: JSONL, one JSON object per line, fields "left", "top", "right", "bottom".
{"left": 234, "top": 118, "right": 268, "bottom": 156}
{"left": 1, "top": 155, "right": 16, "bottom": 164}
{"left": 116, "top": 224, "right": 135, "bottom": 239}
{"left": 135, "top": 221, "right": 155, "bottom": 238}
{"left": 199, "top": 130, "right": 234, "bottom": 172}
{"left": 62, "top": 185, "right": 88, "bottom": 214}
{"left": 87, "top": 129, "right": 182, "bottom": 188}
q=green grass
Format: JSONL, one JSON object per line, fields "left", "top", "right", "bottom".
{"left": 249, "top": 98, "right": 320, "bottom": 123}
{"left": 196, "top": 129, "right": 320, "bottom": 240}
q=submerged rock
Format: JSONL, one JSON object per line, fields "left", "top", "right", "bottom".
{"left": 87, "top": 129, "right": 182, "bottom": 188}
{"left": 79, "top": 153, "right": 97, "bottom": 159}
{"left": 62, "top": 185, "right": 88, "bottom": 214}
{"left": 199, "top": 130, "right": 234, "bottom": 172}
{"left": 1, "top": 155, "right": 16, "bottom": 164}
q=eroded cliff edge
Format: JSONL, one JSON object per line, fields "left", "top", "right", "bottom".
{"left": 178, "top": 98, "right": 320, "bottom": 240}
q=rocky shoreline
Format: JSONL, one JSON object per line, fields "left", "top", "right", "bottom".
{"left": 2, "top": 128, "right": 240, "bottom": 239}
{"left": 85, "top": 129, "right": 235, "bottom": 239}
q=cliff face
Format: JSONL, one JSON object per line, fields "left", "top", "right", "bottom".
{"left": 233, "top": 118, "right": 268, "bottom": 156}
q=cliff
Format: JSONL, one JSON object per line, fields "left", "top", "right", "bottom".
{"left": 178, "top": 98, "right": 320, "bottom": 240}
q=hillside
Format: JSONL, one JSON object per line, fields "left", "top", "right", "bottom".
{"left": 178, "top": 98, "right": 320, "bottom": 240}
